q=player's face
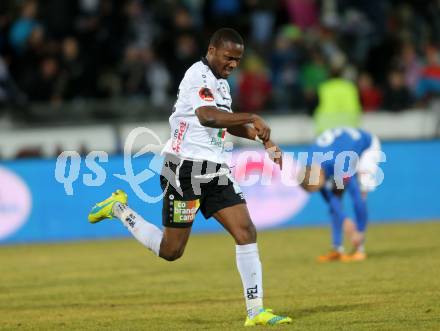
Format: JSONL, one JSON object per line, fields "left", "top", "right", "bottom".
{"left": 209, "top": 41, "right": 244, "bottom": 78}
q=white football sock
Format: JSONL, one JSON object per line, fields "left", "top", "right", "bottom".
{"left": 335, "top": 245, "right": 344, "bottom": 253}
{"left": 113, "top": 202, "right": 163, "bottom": 256}
{"left": 236, "top": 243, "right": 264, "bottom": 319}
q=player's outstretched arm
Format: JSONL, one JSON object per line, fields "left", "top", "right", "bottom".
{"left": 195, "top": 106, "right": 270, "bottom": 141}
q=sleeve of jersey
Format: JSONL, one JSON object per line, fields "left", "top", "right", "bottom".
{"left": 188, "top": 72, "right": 217, "bottom": 112}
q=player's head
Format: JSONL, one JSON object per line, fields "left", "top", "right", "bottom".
{"left": 206, "top": 28, "right": 244, "bottom": 79}
{"left": 298, "top": 165, "right": 326, "bottom": 192}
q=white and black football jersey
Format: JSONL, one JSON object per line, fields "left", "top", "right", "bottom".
{"left": 162, "top": 58, "right": 233, "bottom": 164}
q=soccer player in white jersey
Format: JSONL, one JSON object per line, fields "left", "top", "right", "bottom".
{"left": 88, "top": 28, "right": 292, "bottom": 326}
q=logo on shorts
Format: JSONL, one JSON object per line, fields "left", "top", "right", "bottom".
{"left": 199, "top": 87, "right": 214, "bottom": 101}
{"left": 173, "top": 199, "right": 200, "bottom": 223}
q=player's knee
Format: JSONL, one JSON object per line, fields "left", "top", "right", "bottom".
{"left": 234, "top": 222, "right": 257, "bottom": 245}
{"left": 160, "top": 247, "right": 184, "bottom": 261}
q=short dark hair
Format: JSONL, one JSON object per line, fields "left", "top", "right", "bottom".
{"left": 209, "top": 28, "right": 244, "bottom": 48}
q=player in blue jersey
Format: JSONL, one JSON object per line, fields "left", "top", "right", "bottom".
{"left": 299, "top": 127, "right": 384, "bottom": 262}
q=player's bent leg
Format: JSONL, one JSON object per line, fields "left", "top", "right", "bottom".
{"left": 213, "top": 204, "right": 292, "bottom": 326}
{"left": 89, "top": 190, "right": 164, "bottom": 256}
{"left": 159, "top": 227, "right": 192, "bottom": 261}
{"left": 113, "top": 202, "right": 164, "bottom": 256}
{"left": 112, "top": 201, "right": 192, "bottom": 261}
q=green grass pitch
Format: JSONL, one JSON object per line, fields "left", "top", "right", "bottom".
{"left": 0, "top": 221, "right": 439, "bottom": 330}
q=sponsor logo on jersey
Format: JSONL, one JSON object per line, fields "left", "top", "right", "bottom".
{"left": 172, "top": 121, "right": 188, "bottom": 153}
{"left": 210, "top": 128, "right": 226, "bottom": 148}
{"left": 217, "top": 128, "right": 226, "bottom": 139}
{"left": 198, "top": 87, "right": 215, "bottom": 101}
{"left": 173, "top": 199, "right": 200, "bottom": 223}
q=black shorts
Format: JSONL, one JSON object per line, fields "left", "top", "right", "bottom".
{"left": 160, "top": 154, "right": 246, "bottom": 228}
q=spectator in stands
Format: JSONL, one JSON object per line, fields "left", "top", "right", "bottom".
{"left": 238, "top": 54, "right": 272, "bottom": 113}
{"left": 313, "top": 55, "right": 362, "bottom": 134}
{"left": 180, "top": 0, "right": 204, "bottom": 28}
{"left": 383, "top": 69, "right": 413, "bottom": 112}
{"left": 319, "top": 17, "right": 344, "bottom": 68}
{"left": 270, "top": 25, "right": 304, "bottom": 113}
{"left": 284, "top": 0, "right": 318, "bottom": 30}
{"left": 28, "top": 57, "right": 62, "bottom": 104}
{"left": 415, "top": 45, "right": 440, "bottom": 101}
{"left": 172, "top": 5, "right": 196, "bottom": 35}
{"left": 300, "top": 48, "right": 328, "bottom": 114}
{"left": 95, "top": 0, "right": 127, "bottom": 68}
{"left": 0, "top": 2, "right": 13, "bottom": 56}
{"left": 168, "top": 33, "right": 200, "bottom": 93}
{"left": 58, "top": 37, "right": 87, "bottom": 100}
{"left": 0, "top": 56, "right": 27, "bottom": 110}
{"left": 400, "top": 42, "right": 422, "bottom": 96}
{"left": 39, "top": 0, "right": 76, "bottom": 40}
{"left": 143, "top": 48, "right": 171, "bottom": 108}
{"left": 0, "top": 0, "right": 439, "bottom": 117}
{"left": 120, "top": 46, "right": 146, "bottom": 97}
{"left": 8, "top": 0, "right": 40, "bottom": 54}
{"left": 124, "top": 0, "right": 156, "bottom": 50}
{"left": 245, "top": 0, "right": 277, "bottom": 52}
{"left": 357, "top": 72, "right": 382, "bottom": 112}
{"left": 13, "top": 25, "right": 46, "bottom": 97}
{"left": 0, "top": 56, "right": 11, "bottom": 106}
{"left": 208, "top": 0, "right": 242, "bottom": 29}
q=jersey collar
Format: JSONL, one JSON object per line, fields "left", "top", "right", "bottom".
{"left": 201, "top": 57, "right": 221, "bottom": 79}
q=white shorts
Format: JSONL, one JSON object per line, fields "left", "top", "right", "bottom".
{"left": 357, "top": 135, "right": 383, "bottom": 192}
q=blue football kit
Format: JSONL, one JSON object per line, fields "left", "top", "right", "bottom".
{"left": 306, "top": 128, "right": 373, "bottom": 249}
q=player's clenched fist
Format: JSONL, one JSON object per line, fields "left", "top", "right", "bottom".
{"left": 263, "top": 140, "right": 283, "bottom": 170}
{"left": 251, "top": 114, "right": 271, "bottom": 142}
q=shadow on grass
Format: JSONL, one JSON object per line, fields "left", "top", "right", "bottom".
{"left": 368, "top": 245, "right": 439, "bottom": 259}
{"left": 292, "top": 303, "right": 374, "bottom": 319}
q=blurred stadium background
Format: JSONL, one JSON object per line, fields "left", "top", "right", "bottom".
{"left": 0, "top": 0, "right": 439, "bottom": 243}
{"left": 0, "top": 1, "right": 439, "bottom": 329}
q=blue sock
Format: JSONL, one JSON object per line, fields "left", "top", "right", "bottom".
{"left": 321, "top": 188, "right": 346, "bottom": 249}
{"left": 347, "top": 178, "right": 368, "bottom": 232}
{"left": 330, "top": 207, "right": 345, "bottom": 249}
